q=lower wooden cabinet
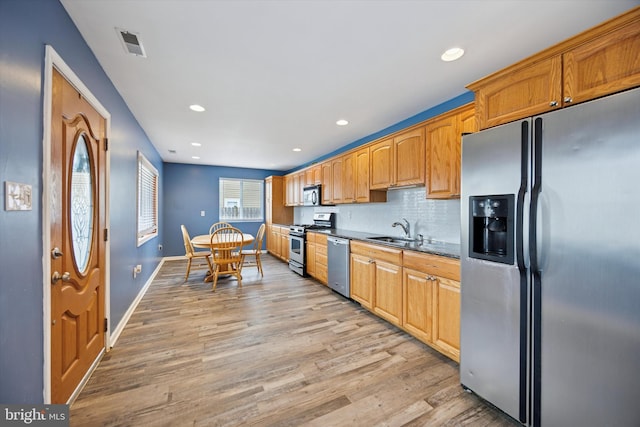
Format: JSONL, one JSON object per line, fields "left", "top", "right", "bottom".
{"left": 350, "top": 241, "right": 403, "bottom": 326}
{"left": 306, "top": 232, "right": 328, "bottom": 285}
{"left": 402, "top": 250, "right": 460, "bottom": 362}
{"left": 432, "top": 275, "right": 461, "bottom": 361}
{"left": 350, "top": 241, "right": 461, "bottom": 362}
{"left": 267, "top": 224, "right": 289, "bottom": 262}
{"left": 350, "top": 252, "right": 375, "bottom": 309}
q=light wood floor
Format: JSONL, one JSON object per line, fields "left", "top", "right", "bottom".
{"left": 70, "top": 255, "right": 519, "bottom": 426}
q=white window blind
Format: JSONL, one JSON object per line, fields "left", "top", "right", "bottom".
{"left": 137, "top": 152, "right": 158, "bottom": 246}
{"left": 219, "top": 178, "right": 263, "bottom": 221}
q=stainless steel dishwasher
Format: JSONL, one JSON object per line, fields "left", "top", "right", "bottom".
{"left": 327, "top": 236, "right": 350, "bottom": 298}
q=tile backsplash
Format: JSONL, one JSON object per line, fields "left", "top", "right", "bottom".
{"left": 295, "top": 187, "right": 461, "bottom": 244}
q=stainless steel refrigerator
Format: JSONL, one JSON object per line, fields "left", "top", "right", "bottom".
{"left": 460, "top": 86, "right": 640, "bottom": 427}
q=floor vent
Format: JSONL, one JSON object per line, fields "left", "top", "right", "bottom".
{"left": 117, "top": 28, "right": 146, "bottom": 58}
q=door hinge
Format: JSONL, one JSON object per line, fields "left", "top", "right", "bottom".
{"left": 104, "top": 138, "right": 109, "bottom": 151}
{"left": 104, "top": 228, "right": 108, "bottom": 241}
{"left": 104, "top": 318, "right": 108, "bottom": 332}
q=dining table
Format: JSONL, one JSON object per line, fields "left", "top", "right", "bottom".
{"left": 191, "top": 233, "right": 255, "bottom": 282}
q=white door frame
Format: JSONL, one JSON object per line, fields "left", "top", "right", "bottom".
{"left": 42, "top": 45, "right": 111, "bottom": 404}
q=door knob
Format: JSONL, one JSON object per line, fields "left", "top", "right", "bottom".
{"left": 51, "top": 271, "right": 71, "bottom": 285}
{"left": 51, "top": 247, "right": 63, "bottom": 259}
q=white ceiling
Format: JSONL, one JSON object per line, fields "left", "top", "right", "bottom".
{"left": 60, "top": 0, "right": 637, "bottom": 171}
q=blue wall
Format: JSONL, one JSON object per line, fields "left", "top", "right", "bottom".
{"left": 0, "top": 0, "right": 163, "bottom": 403}
{"left": 163, "top": 163, "right": 282, "bottom": 256}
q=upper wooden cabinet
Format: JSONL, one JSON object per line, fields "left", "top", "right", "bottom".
{"left": 469, "top": 7, "right": 640, "bottom": 129}
{"left": 342, "top": 152, "right": 356, "bottom": 203}
{"left": 265, "top": 176, "right": 292, "bottom": 225}
{"left": 370, "top": 127, "right": 425, "bottom": 190}
{"left": 425, "top": 103, "right": 476, "bottom": 199}
{"left": 394, "top": 127, "right": 425, "bottom": 187}
{"left": 331, "top": 156, "right": 344, "bottom": 203}
{"left": 302, "top": 164, "right": 322, "bottom": 187}
{"left": 355, "top": 147, "right": 386, "bottom": 204}
{"left": 321, "top": 161, "right": 332, "bottom": 205}
{"left": 563, "top": 20, "right": 640, "bottom": 106}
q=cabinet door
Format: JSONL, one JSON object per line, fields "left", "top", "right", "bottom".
{"left": 350, "top": 253, "right": 375, "bottom": 309}
{"left": 373, "top": 260, "right": 403, "bottom": 327}
{"left": 315, "top": 235, "right": 328, "bottom": 285}
{"left": 306, "top": 240, "right": 316, "bottom": 277}
{"left": 474, "top": 56, "right": 562, "bottom": 129}
{"left": 342, "top": 152, "right": 356, "bottom": 203}
{"left": 293, "top": 173, "right": 302, "bottom": 206}
{"left": 425, "top": 114, "right": 457, "bottom": 199}
{"left": 454, "top": 104, "right": 477, "bottom": 196}
{"left": 280, "top": 232, "right": 289, "bottom": 261}
{"left": 433, "top": 276, "right": 461, "bottom": 362}
{"left": 321, "top": 161, "right": 332, "bottom": 205}
{"left": 563, "top": 21, "right": 640, "bottom": 106}
{"left": 331, "top": 157, "right": 343, "bottom": 203}
{"left": 304, "top": 168, "right": 314, "bottom": 187}
{"left": 284, "top": 175, "right": 293, "bottom": 206}
{"left": 369, "top": 138, "right": 394, "bottom": 189}
{"left": 269, "top": 227, "right": 281, "bottom": 258}
{"left": 355, "top": 147, "right": 370, "bottom": 202}
{"left": 394, "top": 127, "right": 425, "bottom": 187}
{"left": 403, "top": 267, "right": 434, "bottom": 343}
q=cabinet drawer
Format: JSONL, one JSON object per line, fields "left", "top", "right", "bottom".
{"left": 403, "top": 251, "right": 460, "bottom": 281}
{"left": 316, "top": 243, "right": 328, "bottom": 257}
{"left": 316, "top": 252, "right": 327, "bottom": 267}
{"left": 350, "top": 241, "right": 402, "bottom": 264}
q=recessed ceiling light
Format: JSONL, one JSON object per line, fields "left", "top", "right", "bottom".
{"left": 189, "top": 104, "right": 205, "bottom": 112}
{"left": 191, "top": 142, "right": 201, "bottom": 147}
{"left": 441, "top": 47, "right": 465, "bottom": 62}
{"left": 292, "top": 148, "right": 302, "bottom": 152}
{"left": 336, "top": 119, "right": 349, "bottom": 126}
{"left": 192, "top": 156, "right": 200, "bottom": 160}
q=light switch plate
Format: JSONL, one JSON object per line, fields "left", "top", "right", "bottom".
{"left": 5, "top": 181, "right": 32, "bottom": 211}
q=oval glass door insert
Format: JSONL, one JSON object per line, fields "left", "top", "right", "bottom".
{"left": 70, "top": 134, "right": 94, "bottom": 273}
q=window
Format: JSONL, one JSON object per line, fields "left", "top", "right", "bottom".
{"left": 219, "top": 178, "right": 264, "bottom": 221}
{"left": 137, "top": 151, "right": 158, "bottom": 246}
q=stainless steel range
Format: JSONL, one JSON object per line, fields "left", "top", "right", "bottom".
{"left": 288, "top": 213, "right": 335, "bottom": 276}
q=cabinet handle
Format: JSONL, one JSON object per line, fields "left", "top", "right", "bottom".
{"left": 549, "top": 101, "right": 558, "bottom": 107}
{"left": 564, "top": 97, "right": 573, "bottom": 104}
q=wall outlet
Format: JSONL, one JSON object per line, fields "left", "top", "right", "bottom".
{"left": 133, "top": 264, "right": 142, "bottom": 278}
{"left": 158, "top": 244, "right": 163, "bottom": 251}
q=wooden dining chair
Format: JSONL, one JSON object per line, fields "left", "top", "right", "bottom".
{"left": 208, "top": 221, "right": 232, "bottom": 236}
{"left": 209, "top": 226, "right": 245, "bottom": 291}
{"left": 181, "top": 224, "right": 214, "bottom": 281}
{"left": 241, "top": 223, "right": 266, "bottom": 277}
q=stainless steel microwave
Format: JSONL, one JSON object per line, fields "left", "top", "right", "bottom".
{"left": 303, "top": 185, "right": 321, "bottom": 206}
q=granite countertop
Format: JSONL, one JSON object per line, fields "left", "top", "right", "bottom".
{"left": 309, "top": 228, "right": 460, "bottom": 259}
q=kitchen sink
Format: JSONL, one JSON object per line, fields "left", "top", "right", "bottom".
{"left": 366, "top": 236, "right": 416, "bottom": 246}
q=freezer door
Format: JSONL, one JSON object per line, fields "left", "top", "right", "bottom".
{"left": 460, "top": 119, "right": 530, "bottom": 423}
{"left": 532, "top": 87, "right": 640, "bottom": 427}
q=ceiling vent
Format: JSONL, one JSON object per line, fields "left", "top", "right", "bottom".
{"left": 116, "top": 28, "right": 146, "bottom": 57}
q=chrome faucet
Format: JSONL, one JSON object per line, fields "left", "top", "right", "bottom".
{"left": 392, "top": 218, "right": 411, "bottom": 239}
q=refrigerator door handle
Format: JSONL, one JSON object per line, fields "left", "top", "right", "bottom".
{"left": 530, "top": 116, "right": 543, "bottom": 427}
{"left": 516, "top": 120, "right": 530, "bottom": 272}
{"left": 530, "top": 117, "right": 543, "bottom": 275}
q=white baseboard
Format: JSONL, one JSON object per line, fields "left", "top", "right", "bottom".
{"left": 108, "top": 258, "right": 166, "bottom": 348}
